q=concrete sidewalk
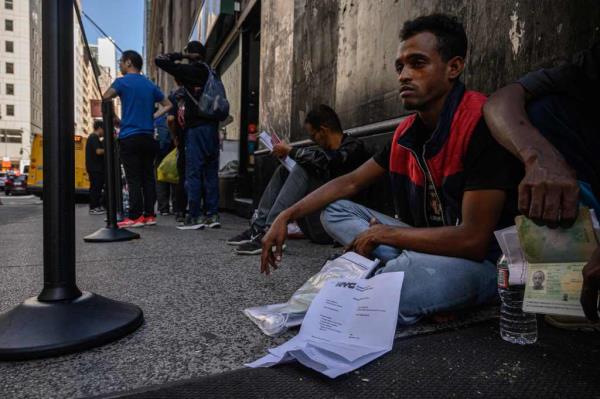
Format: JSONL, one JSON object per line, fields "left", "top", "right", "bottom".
{"left": 0, "top": 200, "right": 332, "bottom": 399}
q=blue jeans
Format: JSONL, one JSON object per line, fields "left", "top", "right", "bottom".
{"left": 320, "top": 200, "right": 498, "bottom": 325}
{"left": 185, "top": 122, "right": 219, "bottom": 218}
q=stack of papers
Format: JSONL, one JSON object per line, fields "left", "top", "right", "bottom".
{"left": 247, "top": 272, "right": 404, "bottom": 378}
{"left": 244, "top": 252, "right": 380, "bottom": 336}
{"left": 259, "top": 131, "right": 296, "bottom": 172}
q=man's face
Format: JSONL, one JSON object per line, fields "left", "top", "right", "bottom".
{"left": 118, "top": 58, "right": 129, "bottom": 75}
{"left": 304, "top": 123, "right": 328, "bottom": 148}
{"left": 533, "top": 271, "right": 545, "bottom": 288}
{"left": 97, "top": 127, "right": 104, "bottom": 138}
{"left": 395, "top": 32, "right": 460, "bottom": 111}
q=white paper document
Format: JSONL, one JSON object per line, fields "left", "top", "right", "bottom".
{"left": 244, "top": 252, "right": 380, "bottom": 336}
{"left": 259, "top": 130, "right": 297, "bottom": 172}
{"left": 494, "top": 225, "right": 529, "bottom": 285}
{"left": 247, "top": 272, "right": 404, "bottom": 378}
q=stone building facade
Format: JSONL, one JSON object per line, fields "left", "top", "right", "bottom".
{"left": 146, "top": 0, "right": 600, "bottom": 142}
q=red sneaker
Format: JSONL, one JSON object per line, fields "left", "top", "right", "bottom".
{"left": 118, "top": 216, "right": 145, "bottom": 229}
{"left": 144, "top": 215, "right": 157, "bottom": 226}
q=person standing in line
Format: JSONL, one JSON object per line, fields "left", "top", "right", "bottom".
{"left": 166, "top": 83, "right": 188, "bottom": 225}
{"left": 103, "top": 50, "right": 172, "bottom": 228}
{"left": 155, "top": 41, "right": 222, "bottom": 230}
{"left": 155, "top": 112, "right": 175, "bottom": 215}
{"left": 86, "top": 120, "right": 106, "bottom": 215}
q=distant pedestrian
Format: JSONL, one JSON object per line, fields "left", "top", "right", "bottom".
{"left": 103, "top": 50, "right": 172, "bottom": 228}
{"left": 86, "top": 120, "right": 105, "bottom": 215}
{"left": 166, "top": 83, "right": 188, "bottom": 224}
{"left": 154, "top": 113, "right": 175, "bottom": 215}
{"left": 155, "top": 41, "right": 222, "bottom": 230}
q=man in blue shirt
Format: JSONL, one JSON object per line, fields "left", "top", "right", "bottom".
{"left": 103, "top": 50, "right": 172, "bottom": 228}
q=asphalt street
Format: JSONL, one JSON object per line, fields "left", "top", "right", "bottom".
{"left": 0, "top": 195, "right": 333, "bottom": 399}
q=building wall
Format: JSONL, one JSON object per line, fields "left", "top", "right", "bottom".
{"left": 145, "top": 0, "right": 200, "bottom": 92}
{"left": 218, "top": 37, "right": 242, "bottom": 141}
{"left": 144, "top": 0, "right": 600, "bottom": 143}
{"left": 261, "top": 0, "right": 600, "bottom": 141}
{"left": 29, "top": 0, "right": 42, "bottom": 138}
{"left": 0, "top": 0, "right": 33, "bottom": 165}
{"left": 97, "top": 37, "right": 117, "bottom": 80}
{"left": 73, "top": 8, "right": 95, "bottom": 137}
{"left": 258, "top": 0, "right": 295, "bottom": 139}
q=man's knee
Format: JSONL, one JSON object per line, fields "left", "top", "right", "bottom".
{"left": 289, "top": 164, "right": 308, "bottom": 178}
{"left": 320, "top": 199, "right": 356, "bottom": 226}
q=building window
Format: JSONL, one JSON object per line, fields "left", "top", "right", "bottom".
{"left": 6, "top": 104, "right": 15, "bottom": 116}
{"left": 6, "top": 62, "right": 13, "bottom": 73}
{"left": 5, "top": 40, "right": 14, "bottom": 52}
{"left": 6, "top": 83, "right": 14, "bottom": 95}
{"left": 0, "top": 129, "right": 22, "bottom": 144}
{"left": 4, "top": 0, "right": 12, "bottom": 10}
{"left": 5, "top": 19, "right": 13, "bottom": 31}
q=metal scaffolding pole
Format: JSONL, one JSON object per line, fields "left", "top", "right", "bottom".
{"left": 0, "top": 0, "right": 143, "bottom": 360}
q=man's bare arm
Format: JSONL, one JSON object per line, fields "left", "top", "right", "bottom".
{"left": 153, "top": 98, "right": 173, "bottom": 119}
{"left": 483, "top": 83, "right": 579, "bottom": 226}
{"left": 260, "top": 159, "right": 387, "bottom": 274}
{"left": 102, "top": 87, "right": 118, "bottom": 101}
{"left": 167, "top": 115, "right": 179, "bottom": 144}
{"left": 348, "top": 189, "right": 506, "bottom": 261}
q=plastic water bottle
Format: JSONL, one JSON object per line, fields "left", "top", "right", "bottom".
{"left": 497, "top": 255, "right": 538, "bottom": 344}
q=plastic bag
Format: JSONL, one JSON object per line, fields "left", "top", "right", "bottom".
{"left": 157, "top": 148, "right": 179, "bottom": 184}
{"left": 244, "top": 252, "right": 380, "bottom": 336}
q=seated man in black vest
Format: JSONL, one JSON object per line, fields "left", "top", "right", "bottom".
{"left": 261, "top": 14, "right": 522, "bottom": 325}
{"left": 227, "top": 105, "right": 369, "bottom": 255}
{"left": 484, "top": 41, "right": 600, "bottom": 328}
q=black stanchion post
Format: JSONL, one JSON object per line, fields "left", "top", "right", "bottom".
{"left": 0, "top": 0, "right": 143, "bottom": 360}
{"left": 114, "top": 135, "right": 124, "bottom": 219}
{"left": 83, "top": 103, "right": 138, "bottom": 242}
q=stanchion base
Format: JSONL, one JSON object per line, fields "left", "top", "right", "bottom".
{"left": 0, "top": 292, "right": 143, "bottom": 361}
{"left": 83, "top": 227, "right": 140, "bottom": 242}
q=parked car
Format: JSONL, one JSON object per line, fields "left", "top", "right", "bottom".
{"left": 5, "top": 174, "right": 29, "bottom": 196}
{"left": 0, "top": 172, "right": 7, "bottom": 190}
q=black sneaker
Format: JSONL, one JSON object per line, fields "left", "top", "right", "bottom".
{"left": 203, "top": 214, "right": 221, "bottom": 229}
{"left": 175, "top": 213, "right": 186, "bottom": 225}
{"left": 227, "top": 225, "right": 261, "bottom": 246}
{"left": 235, "top": 235, "right": 263, "bottom": 255}
{"left": 176, "top": 215, "right": 204, "bottom": 230}
{"left": 235, "top": 235, "right": 286, "bottom": 255}
{"left": 89, "top": 207, "right": 106, "bottom": 215}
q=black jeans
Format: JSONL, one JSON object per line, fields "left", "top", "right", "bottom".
{"left": 120, "top": 134, "right": 158, "bottom": 219}
{"left": 88, "top": 170, "right": 105, "bottom": 210}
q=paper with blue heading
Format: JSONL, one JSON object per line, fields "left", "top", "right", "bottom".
{"left": 246, "top": 272, "right": 404, "bottom": 378}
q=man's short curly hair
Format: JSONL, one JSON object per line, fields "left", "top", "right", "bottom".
{"left": 400, "top": 14, "right": 467, "bottom": 61}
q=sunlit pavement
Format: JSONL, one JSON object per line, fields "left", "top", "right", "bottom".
{"left": 0, "top": 200, "right": 331, "bottom": 399}
{"left": 1, "top": 199, "right": 599, "bottom": 399}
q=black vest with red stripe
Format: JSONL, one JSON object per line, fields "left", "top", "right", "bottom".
{"left": 390, "top": 82, "right": 486, "bottom": 227}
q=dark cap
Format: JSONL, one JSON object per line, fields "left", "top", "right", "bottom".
{"left": 184, "top": 41, "right": 206, "bottom": 59}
